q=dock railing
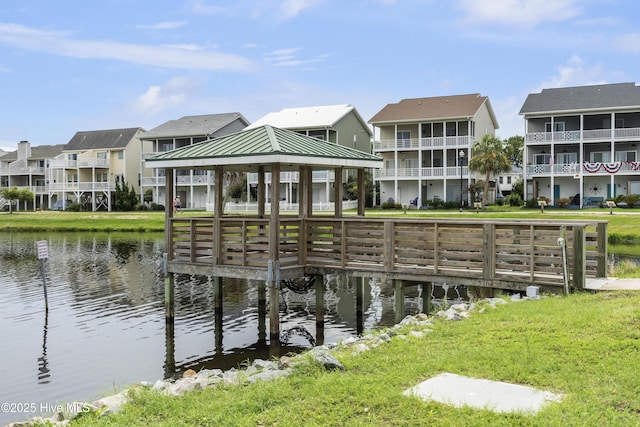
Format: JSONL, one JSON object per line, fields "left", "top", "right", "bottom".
{"left": 168, "top": 216, "right": 608, "bottom": 292}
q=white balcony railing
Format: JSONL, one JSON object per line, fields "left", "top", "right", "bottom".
{"left": 374, "top": 136, "right": 472, "bottom": 151}
{"left": 374, "top": 166, "right": 467, "bottom": 179}
{"left": 49, "top": 182, "right": 114, "bottom": 191}
{"left": 141, "top": 177, "right": 167, "bottom": 186}
{"left": 527, "top": 161, "right": 640, "bottom": 176}
{"left": 526, "top": 127, "right": 640, "bottom": 143}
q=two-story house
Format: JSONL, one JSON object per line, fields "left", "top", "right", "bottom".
{"left": 140, "top": 113, "right": 250, "bottom": 210}
{"left": 0, "top": 141, "right": 64, "bottom": 210}
{"left": 519, "top": 82, "right": 640, "bottom": 207}
{"left": 245, "top": 104, "right": 373, "bottom": 208}
{"left": 49, "top": 127, "right": 145, "bottom": 211}
{"left": 369, "top": 93, "right": 499, "bottom": 207}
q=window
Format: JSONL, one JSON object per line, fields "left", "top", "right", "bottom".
{"left": 499, "top": 177, "right": 503, "bottom": 184}
{"left": 97, "top": 152, "right": 107, "bottom": 159}
{"left": 397, "top": 130, "right": 411, "bottom": 148}
{"left": 534, "top": 153, "right": 551, "bottom": 165}
{"left": 507, "top": 176, "right": 512, "bottom": 184}
{"left": 446, "top": 122, "right": 457, "bottom": 136}
{"left": 556, "top": 152, "right": 577, "bottom": 164}
{"left": 616, "top": 151, "right": 637, "bottom": 162}
{"left": 590, "top": 152, "right": 610, "bottom": 162}
{"left": 405, "top": 158, "right": 418, "bottom": 169}
{"left": 545, "top": 122, "right": 565, "bottom": 132}
{"left": 66, "top": 174, "right": 78, "bottom": 183}
{"left": 68, "top": 153, "right": 77, "bottom": 161}
{"left": 117, "top": 151, "right": 124, "bottom": 160}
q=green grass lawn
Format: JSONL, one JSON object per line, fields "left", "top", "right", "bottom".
{"left": 68, "top": 292, "right": 640, "bottom": 426}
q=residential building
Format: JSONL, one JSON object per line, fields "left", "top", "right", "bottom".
{"left": 369, "top": 93, "right": 499, "bottom": 207}
{"left": 519, "top": 82, "right": 640, "bottom": 207}
{"left": 0, "top": 141, "right": 64, "bottom": 210}
{"left": 49, "top": 127, "right": 145, "bottom": 211}
{"left": 245, "top": 104, "right": 373, "bottom": 206}
{"left": 141, "top": 113, "right": 250, "bottom": 209}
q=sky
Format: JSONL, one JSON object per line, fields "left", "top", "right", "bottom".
{"left": 0, "top": 0, "right": 638, "bottom": 152}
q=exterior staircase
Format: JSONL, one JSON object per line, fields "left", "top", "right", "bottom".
{"left": 0, "top": 197, "right": 7, "bottom": 210}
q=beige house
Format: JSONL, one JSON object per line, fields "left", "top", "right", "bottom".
{"left": 0, "top": 141, "right": 64, "bottom": 210}
{"left": 369, "top": 93, "right": 499, "bottom": 207}
{"left": 49, "top": 127, "right": 145, "bottom": 211}
{"left": 245, "top": 104, "right": 373, "bottom": 208}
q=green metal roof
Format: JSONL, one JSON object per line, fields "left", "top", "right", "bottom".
{"left": 145, "top": 125, "right": 382, "bottom": 170}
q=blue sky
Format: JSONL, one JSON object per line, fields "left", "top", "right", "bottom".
{"left": 0, "top": 0, "right": 638, "bottom": 152}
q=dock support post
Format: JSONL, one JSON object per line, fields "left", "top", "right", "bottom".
{"left": 356, "top": 276, "right": 365, "bottom": 335}
{"left": 268, "top": 260, "right": 280, "bottom": 347}
{"left": 394, "top": 279, "right": 405, "bottom": 324}
{"left": 164, "top": 314, "right": 175, "bottom": 379}
{"left": 213, "top": 276, "right": 223, "bottom": 351}
{"left": 257, "top": 279, "right": 267, "bottom": 346}
{"left": 164, "top": 256, "right": 174, "bottom": 320}
{"left": 315, "top": 274, "right": 324, "bottom": 346}
{"left": 421, "top": 282, "right": 432, "bottom": 315}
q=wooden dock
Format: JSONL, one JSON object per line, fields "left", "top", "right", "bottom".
{"left": 166, "top": 216, "right": 608, "bottom": 293}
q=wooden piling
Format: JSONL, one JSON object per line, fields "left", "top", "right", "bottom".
{"left": 394, "top": 279, "right": 404, "bottom": 323}
{"left": 315, "top": 274, "right": 324, "bottom": 346}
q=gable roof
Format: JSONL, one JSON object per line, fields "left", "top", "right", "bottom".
{"left": 369, "top": 93, "right": 498, "bottom": 127}
{"left": 142, "top": 113, "right": 249, "bottom": 139}
{"left": 0, "top": 144, "right": 65, "bottom": 161}
{"left": 519, "top": 82, "right": 640, "bottom": 115}
{"left": 65, "top": 128, "right": 143, "bottom": 151}
{"left": 246, "top": 104, "right": 372, "bottom": 135}
{"left": 146, "top": 125, "right": 382, "bottom": 171}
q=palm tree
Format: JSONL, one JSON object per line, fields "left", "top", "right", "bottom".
{"left": 468, "top": 135, "right": 511, "bottom": 207}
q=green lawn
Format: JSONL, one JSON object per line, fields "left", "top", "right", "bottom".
{"left": 69, "top": 292, "right": 640, "bottom": 426}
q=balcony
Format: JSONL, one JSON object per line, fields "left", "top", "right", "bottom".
{"left": 247, "top": 170, "right": 336, "bottom": 185}
{"left": 141, "top": 177, "right": 166, "bottom": 186}
{"left": 526, "top": 127, "right": 640, "bottom": 144}
{"left": 527, "top": 161, "right": 640, "bottom": 177}
{"left": 49, "top": 182, "right": 114, "bottom": 191}
{"left": 49, "top": 158, "right": 110, "bottom": 168}
{"left": 374, "top": 166, "right": 467, "bottom": 180}
{"left": 373, "top": 136, "right": 472, "bottom": 151}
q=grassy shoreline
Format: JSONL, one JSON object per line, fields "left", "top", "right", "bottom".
{"left": 66, "top": 292, "right": 640, "bottom": 426}
{"left": 2, "top": 208, "right": 640, "bottom": 241}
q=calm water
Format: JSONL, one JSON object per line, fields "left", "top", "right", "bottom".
{"left": 0, "top": 232, "right": 456, "bottom": 425}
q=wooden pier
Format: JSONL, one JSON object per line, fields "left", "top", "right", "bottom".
{"left": 166, "top": 215, "right": 607, "bottom": 291}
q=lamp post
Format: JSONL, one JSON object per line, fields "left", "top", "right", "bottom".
{"left": 459, "top": 150, "right": 465, "bottom": 212}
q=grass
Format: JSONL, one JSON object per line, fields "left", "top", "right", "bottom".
{"left": 69, "top": 291, "right": 640, "bottom": 426}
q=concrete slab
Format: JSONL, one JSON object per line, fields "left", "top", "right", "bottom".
{"left": 403, "top": 373, "right": 563, "bottom": 414}
{"left": 585, "top": 277, "right": 640, "bottom": 291}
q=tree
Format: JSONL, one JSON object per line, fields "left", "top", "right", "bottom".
{"left": 113, "top": 180, "right": 139, "bottom": 211}
{"left": 503, "top": 136, "right": 524, "bottom": 169}
{"left": 468, "top": 135, "right": 512, "bottom": 207}
{"left": 0, "top": 186, "right": 34, "bottom": 213}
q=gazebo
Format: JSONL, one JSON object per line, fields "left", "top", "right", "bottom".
{"left": 146, "top": 124, "right": 383, "bottom": 342}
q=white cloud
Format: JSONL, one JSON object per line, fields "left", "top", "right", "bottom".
{"left": 278, "top": 0, "right": 322, "bottom": 20}
{"left": 457, "top": 0, "right": 582, "bottom": 28}
{"left": 0, "top": 23, "right": 253, "bottom": 72}
{"left": 136, "top": 21, "right": 188, "bottom": 30}
{"left": 536, "top": 55, "right": 608, "bottom": 90}
{"left": 130, "top": 76, "right": 203, "bottom": 116}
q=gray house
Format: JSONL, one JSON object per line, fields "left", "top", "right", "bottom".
{"left": 141, "top": 113, "right": 250, "bottom": 209}
{"left": 520, "top": 82, "right": 640, "bottom": 207}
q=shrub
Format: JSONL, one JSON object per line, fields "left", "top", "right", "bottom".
{"left": 150, "top": 203, "right": 165, "bottom": 211}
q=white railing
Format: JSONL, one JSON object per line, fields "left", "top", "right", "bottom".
{"left": 528, "top": 161, "right": 640, "bottom": 176}
{"left": 176, "top": 175, "right": 215, "bottom": 185}
{"left": 7, "top": 166, "right": 46, "bottom": 174}
{"left": 141, "top": 177, "right": 166, "bottom": 186}
{"left": 49, "top": 182, "right": 114, "bottom": 191}
{"left": 215, "top": 200, "right": 359, "bottom": 213}
{"left": 77, "top": 158, "right": 109, "bottom": 168}
{"left": 247, "top": 170, "right": 336, "bottom": 184}
{"left": 526, "top": 127, "right": 640, "bottom": 143}
{"left": 374, "top": 136, "right": 471, "bottom": 151}
{"left": 374, "top": 166, "right": 466, "bottom": 179}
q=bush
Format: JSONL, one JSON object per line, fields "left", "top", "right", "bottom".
{"left": 150, "top": 203, "right": 165, "bottom": 211}
{"left": 65, "top": 202, "right": 82, "bottom": 212}
{"left": 135, "top": 204, "right": 149, "bottom": 211}
{"left": 505, "top": 194, "right": 522, "bottom": 207}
